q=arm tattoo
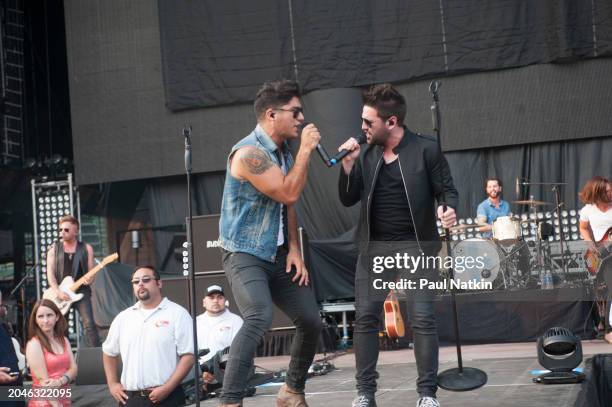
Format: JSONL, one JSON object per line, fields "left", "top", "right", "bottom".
{"left": 241, "top": 148, "right": 273, "bottom": 175}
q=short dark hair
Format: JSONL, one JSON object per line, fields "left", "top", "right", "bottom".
{"left": 132, "top": 265, "right": 160, "bottom": 281}
{"left": 254, "top": 79, "right": 301, "bottom": 119}
{"left": 362, "top": 83, "right": 406, "bottom": 125}
{"left": 484, "top": 177, "right": 503, "bottom": 191}
{"left": 58, "top": 215, "right": 79, "bottom": 228}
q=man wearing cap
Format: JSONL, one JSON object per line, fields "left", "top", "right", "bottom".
{"left": 196, "top": 285, "right": 243, "bottom": 363}
{"left": 196, "top": 285, "right": 243, "bottom": 397}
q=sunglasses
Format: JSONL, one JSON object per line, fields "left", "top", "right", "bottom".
{"left": 131, "top": 276, "right": 159, "bottom": 285}
{"left": 274, "top": 107, "right": 304, "bottom": 119}
{"left": 362, "top": 118, "right": 375, "bottom": 128}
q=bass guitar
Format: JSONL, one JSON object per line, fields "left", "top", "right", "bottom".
{"left": 43, "top": 253, "right": 118, "bottom": 315}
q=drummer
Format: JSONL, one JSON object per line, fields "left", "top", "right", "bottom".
{"left": 476, "top": 177, "right": 510, "bottom": 238}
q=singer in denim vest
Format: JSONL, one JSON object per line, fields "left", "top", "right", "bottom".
{"left": 218, "top": 80, "right": 322, "bottom": 407}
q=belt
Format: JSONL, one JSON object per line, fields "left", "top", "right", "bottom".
{"left": 126, "top": 390, "right": 152, "bottom": 397}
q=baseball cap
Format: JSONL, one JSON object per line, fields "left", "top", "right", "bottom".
{"left": 206, "top": 284, "right": 224, "bottom": 296}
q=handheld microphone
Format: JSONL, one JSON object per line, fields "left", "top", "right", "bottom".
{"left": 329, "top": 132, "right": 367, "bottom": 166}
{"left": 299, "top": 122, "right": 332, "bottom": 167}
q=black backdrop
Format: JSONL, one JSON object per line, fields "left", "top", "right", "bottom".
{"left": 158, "top": 0, "right": 612, "bottom": 110}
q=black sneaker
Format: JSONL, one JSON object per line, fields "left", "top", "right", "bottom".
{"left": 351, "top": 393, "right": 377, "bottom": 407}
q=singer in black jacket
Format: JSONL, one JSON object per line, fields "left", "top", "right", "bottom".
{"left": 337, "top": 84, "right": 457, "bottom": 407}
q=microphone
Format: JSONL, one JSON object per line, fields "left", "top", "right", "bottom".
{"left": 299, "top": 122, "right": 332, "bottom": 167}
{"left": 329, "top": 132, "right": 367, "bottom": 166}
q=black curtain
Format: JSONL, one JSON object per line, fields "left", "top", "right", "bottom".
{"left": 158, "top": 0, "right": 612, "bottom": 110}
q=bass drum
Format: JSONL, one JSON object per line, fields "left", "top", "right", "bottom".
{"left": 452, "top": 238, "right": 506, "bottom": 289}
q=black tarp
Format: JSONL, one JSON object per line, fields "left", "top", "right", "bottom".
{"left": 158, "top": 0, "right": 612, "bottom": 111}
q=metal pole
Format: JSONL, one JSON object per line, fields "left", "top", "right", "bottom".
{"left": 184, "top": 126, "right": 200, "bottom": 406}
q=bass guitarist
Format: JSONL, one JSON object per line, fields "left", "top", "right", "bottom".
{"left": 578, "top": 176, "right": 612, "bottom": 343}
{"left": 46, "top": 215, "right": 100, "bottom": 347}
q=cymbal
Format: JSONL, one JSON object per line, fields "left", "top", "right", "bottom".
{"left": 448, "top": 223, "right": 487, "bottom": 232}
{"left": 512, "top": 199, "right": 551, "bottom": 206}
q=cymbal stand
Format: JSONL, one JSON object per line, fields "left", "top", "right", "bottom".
{"left": 527, "top": 197, "right": 546, "bottom": 280}
{"left": 551, "top": 185, "right": 570, "bottom": 282}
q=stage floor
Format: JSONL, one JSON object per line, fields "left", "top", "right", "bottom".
{"left": 71, "top": 340, "right": 611, "bottom": 407}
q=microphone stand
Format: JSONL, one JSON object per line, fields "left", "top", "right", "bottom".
{"left": 10, "top": 262, "right": 38, "bottom": 344}
{"left": 430, "top": 81, "right": 487, "bottom": 391}
{"left": 183, "top": 126, "right": 201, "bottom": 406}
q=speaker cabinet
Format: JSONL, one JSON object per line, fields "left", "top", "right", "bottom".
{"left": 163, "top": 273, "right": 295, "bottom": 330}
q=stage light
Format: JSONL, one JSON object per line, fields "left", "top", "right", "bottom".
{"left": 545, "top": 212, "right": 552, "bottom": 219}
{"left": 561, "top": 210, "right": 568, "bottom": 218}
{"left": 571, "top": 233, "right": 579, "bottom": 240}
{"left": 521, "top": 214, "right": 528, "bottom": 221}
{"left": 534, "top": 327, "right": 584, "bottom": 384}
{"left": 537, "top": 212, "right": 544, "bottom": 219}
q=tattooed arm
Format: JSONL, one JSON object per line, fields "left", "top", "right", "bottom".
{"left": 230, "top": 134, "right": 319, "bottom": 206}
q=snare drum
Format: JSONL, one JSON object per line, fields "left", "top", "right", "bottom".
{"left": 492, "top": 216, "right": 522, "bottom": 245}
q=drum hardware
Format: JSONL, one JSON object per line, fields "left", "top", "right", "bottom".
{"left": 449, "top": 223, "right": 487, "bottom": 233}
{"left": 515, "top": 179, "right": 569, "bottom": 282}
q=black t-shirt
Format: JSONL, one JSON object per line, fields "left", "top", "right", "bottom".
{"left": 370, "top": 159, "right": 416, "bottom": 241}
{"left": 62, "top": 252, "right": 91, "bottom": 295}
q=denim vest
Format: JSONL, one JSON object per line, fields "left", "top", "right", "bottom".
{"left": 219, "top": 125, "right": 294, "bottom": 262}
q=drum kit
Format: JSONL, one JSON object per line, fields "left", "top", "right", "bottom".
{"left": 449, "top": 198, "right": 555, "bottom": 290}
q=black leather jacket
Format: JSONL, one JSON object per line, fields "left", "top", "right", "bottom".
{"left": 339, "top": 127, "right": 458, "bottom": 254}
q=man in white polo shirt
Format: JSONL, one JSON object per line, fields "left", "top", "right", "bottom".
{"left": 196, "top": 285, "right": 243, "bottom": 394}
{"left": 102, "top": 266, "right": 194, "bottom": 406}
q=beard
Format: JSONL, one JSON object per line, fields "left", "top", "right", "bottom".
{"left": 369, "top": 131, "right": 387, "bottom": 146}
{"left": 136, "top": 289, "right": 151, "bottom": 301}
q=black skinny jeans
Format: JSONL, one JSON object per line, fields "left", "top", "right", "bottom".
{"left": 76, "top": 293, "right": 101, "bottom": 347}
{"left": 354, "top": 242, "right": 439, "bottom": 398}
{"left": 220, "top": 247, "right": 322, "bottom": 404}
